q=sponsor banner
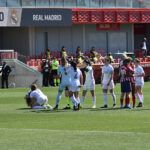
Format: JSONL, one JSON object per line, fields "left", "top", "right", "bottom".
{"left": 96, "top": 24, "right": 120, "bottom": 30}
{"left": 0, "top": 8, "right": 8, "bottom": 26}
{"left": 7, "top": 8, "right": 22, "bottom": 26}
{"left": 0, "top": 8, "right": 22, "bottom": 27}
{"left": 21, "top": 8, "right": 72, "bottom": 26}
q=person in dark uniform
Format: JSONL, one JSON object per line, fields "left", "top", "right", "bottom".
{"left": 41, "top": 59, "right": 51, "bottom": 87}
{"left": 0, "top": 61, "right": 12, "bottom": 88}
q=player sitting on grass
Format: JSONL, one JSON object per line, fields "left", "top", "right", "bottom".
{"left": 25, "top": 84, "right": 53, "bottom": 110}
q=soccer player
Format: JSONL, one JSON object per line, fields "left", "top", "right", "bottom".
{"left": 120, "top": 58, "right": 134, "bottom": 109}
{"left": 129, "top": 58, "right": 136, "bottom": 108}
{"left": 134, "top": 58, "right": 145, "bottom": 107}
{"left": 25, "top": 84, "right": 53, "bottom": 110}
{"left": 69, "top": 61, "right": 83, "bottom": 110}
{"left": 101, "top": 57, "right": 116, "bottom": 108}
{"left": 81, "top": 59, "right": 96, "bottom": 108}
{"left": 53, "top": 58, "right": 71, "bottom": 110}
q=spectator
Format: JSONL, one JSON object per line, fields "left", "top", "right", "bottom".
{"left": 60, "top": 46, "right": 67, "bottom": 59}
{"left": 45, "top": 48, "right": 51, "bottom": 60}
{"left": 141, "top": 37, "right": 147, "bottom": 57}
{"left": 0, "top": 61, "right": 12, "bottom": 88}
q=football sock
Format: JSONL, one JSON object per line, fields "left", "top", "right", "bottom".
{"left": 67, "top": 98, "right": 71, "bottom": 106}
{"left": 54, "top": 79, "right": 56, "bottom": 86}
{"left": 111, "top": 92, "right": 116, "bottom": 104}
{"left": 81, "top": 96, "right": 85, "bottom": 105}
{"left": 132, "top": 95, "right": 136, "bottom": 107}
{"left": 70, "top": 95, "right": 78, "bottom": 106}
{"left": 103, "top": 93, "right": 108, "bottom": 105}
{"left": 120, "top": 98, "right": 124, "bottom": 107}
{"left": 92, "top": 96, "right": 96, "bottom": 106}
{"left": 77, "top": 97, "right": 80, "bottom": 103}
{"left": 56, "top": 91, "right": 62, "bottom": 105}
{"left": 125, "top": 96, "right": 130, "bottom": 106}
{"left": 139, "top": 94, "right": 143, "bottom": 103}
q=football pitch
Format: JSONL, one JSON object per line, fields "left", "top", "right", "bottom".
{"left": 0, "top": 83, "right": 150, "bottom": 150}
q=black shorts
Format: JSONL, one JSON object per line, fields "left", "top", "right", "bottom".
{"left": 121, "top": 81, "right": 131, "bottom": 93}
{"left": 65, "top": 87, "right": 69, "bottom": 91}
{"left": 51, "top": 70, "right": 58, "bottom": 76}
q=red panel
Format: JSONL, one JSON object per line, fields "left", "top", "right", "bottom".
{"left": 104, "top": 11, "right": 116, "bottom": 23}
{"left": 72, "top": 9, "right": 150, "bottom": 24}
{"left": 129, "top": 11, "right": 141, "bottom": 23}
{"left": 78, "top": 11, "right": 90, "bottom": 23}
{"left": 117, "top": 11, "right": 129, "bottom": 23}
{"left": 91, "top": 11, "right": 103, "bottom": 23}
{"left": 72, "top": 11, "right": 78, "bottom": 23}
{"left": 96, "top": 24, "right": 120, "bottom": 30}
{"left": 141, "top": 11, "right": 150, "bottom": 23}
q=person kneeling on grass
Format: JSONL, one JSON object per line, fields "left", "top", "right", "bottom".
{"left": 25, "top": 84, "right": 53, "bottom": 110}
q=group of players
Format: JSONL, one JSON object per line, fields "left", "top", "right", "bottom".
{"left": 25, "top": 47, "right": 145, "bottom": 111}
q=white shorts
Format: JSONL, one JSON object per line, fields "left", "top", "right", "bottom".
{"left": 102, "top": 81, "right": 114, "bottom": 90}
{"left": 37, "top": 96, "right": 48, "bottom": 106}
{"left": 83, "top": 82, "right": 95, "bottom": 91}
{"left": 69, "top": 85, "right": 80, "bottom": 92}
{"left": 135, "top": 82, "right": 144, "bottom": 88}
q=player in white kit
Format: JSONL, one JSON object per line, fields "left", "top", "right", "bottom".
{"left": 101, "top": 57, "right": 116, "bottom": 108}
{"left": 25, "top": 84, "right": 53, "bottom": 110}
{"left": 53, "top": 58, "right": 71, "bottom": 109}
{"left": 80, "top": 59, "right": 96, "bottom": 108}
{"left": 134, "top": 58, "right": 145, "bottom": 107}
{"left": 69, "top": 61, "right": 83, "bottom": 110}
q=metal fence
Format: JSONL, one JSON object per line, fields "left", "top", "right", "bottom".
{"left": 0, "top": 0, "right": 150, "bottom": 8}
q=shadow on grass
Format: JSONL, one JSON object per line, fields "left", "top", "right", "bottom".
{"left": 17, "top": 107, "right": 150, "bottom": 113}
{"left": 89, "top": 107, "right": 150, "bottom": 111}
{"left": 16, "top": 108, "right": 32, "bottom": 110}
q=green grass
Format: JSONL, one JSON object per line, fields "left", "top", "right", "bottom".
{"left": 0, "top": 83, "right": 150, "bottom": 150}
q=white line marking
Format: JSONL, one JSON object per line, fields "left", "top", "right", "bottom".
{"left": 0, "top": 128, "right": 150, "bottom": 135}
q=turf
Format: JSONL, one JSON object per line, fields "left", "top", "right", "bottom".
{"left": 0, "top": 83, "right": 150, "bottom": 150}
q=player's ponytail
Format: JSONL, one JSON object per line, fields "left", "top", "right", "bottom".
{"left": 71, "top": 61, "right": 77, "bottom": 71}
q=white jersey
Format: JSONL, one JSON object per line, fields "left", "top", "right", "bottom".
{"left": 69, "top": 67, "right": 82, "bottom": 87}
{"left": 84, "top": 66, "right": 95, "bottom": 84}
{"left": 58, "top": 65, "right": 71, "bottom": 84}
{"left": 30, "top": 89, "right": 47, "bottom": 105}
{"left": 142, "top": 41, "right": 147, "bottom": 50}
{"left": 134, "top": 65, "right": 144, "bottom": 86}
{"left": 83, "top": 66, "right": 95, "bottom": 90}
{"left": 102, "top": 64, "right": 114, "bottom": 84}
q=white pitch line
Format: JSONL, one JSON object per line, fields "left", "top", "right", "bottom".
{"left": 0, "top": 128, "right": 150, "bottom": 135}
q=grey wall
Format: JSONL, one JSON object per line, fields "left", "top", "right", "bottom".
{"left": 34, "top": 24, "right": 133, "bottom": 55}
{"left": 0, "top": 24, "right": 134, "bottom": 58}
{"left": 1, "top": 27, "right": 30, "bottom": 55}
